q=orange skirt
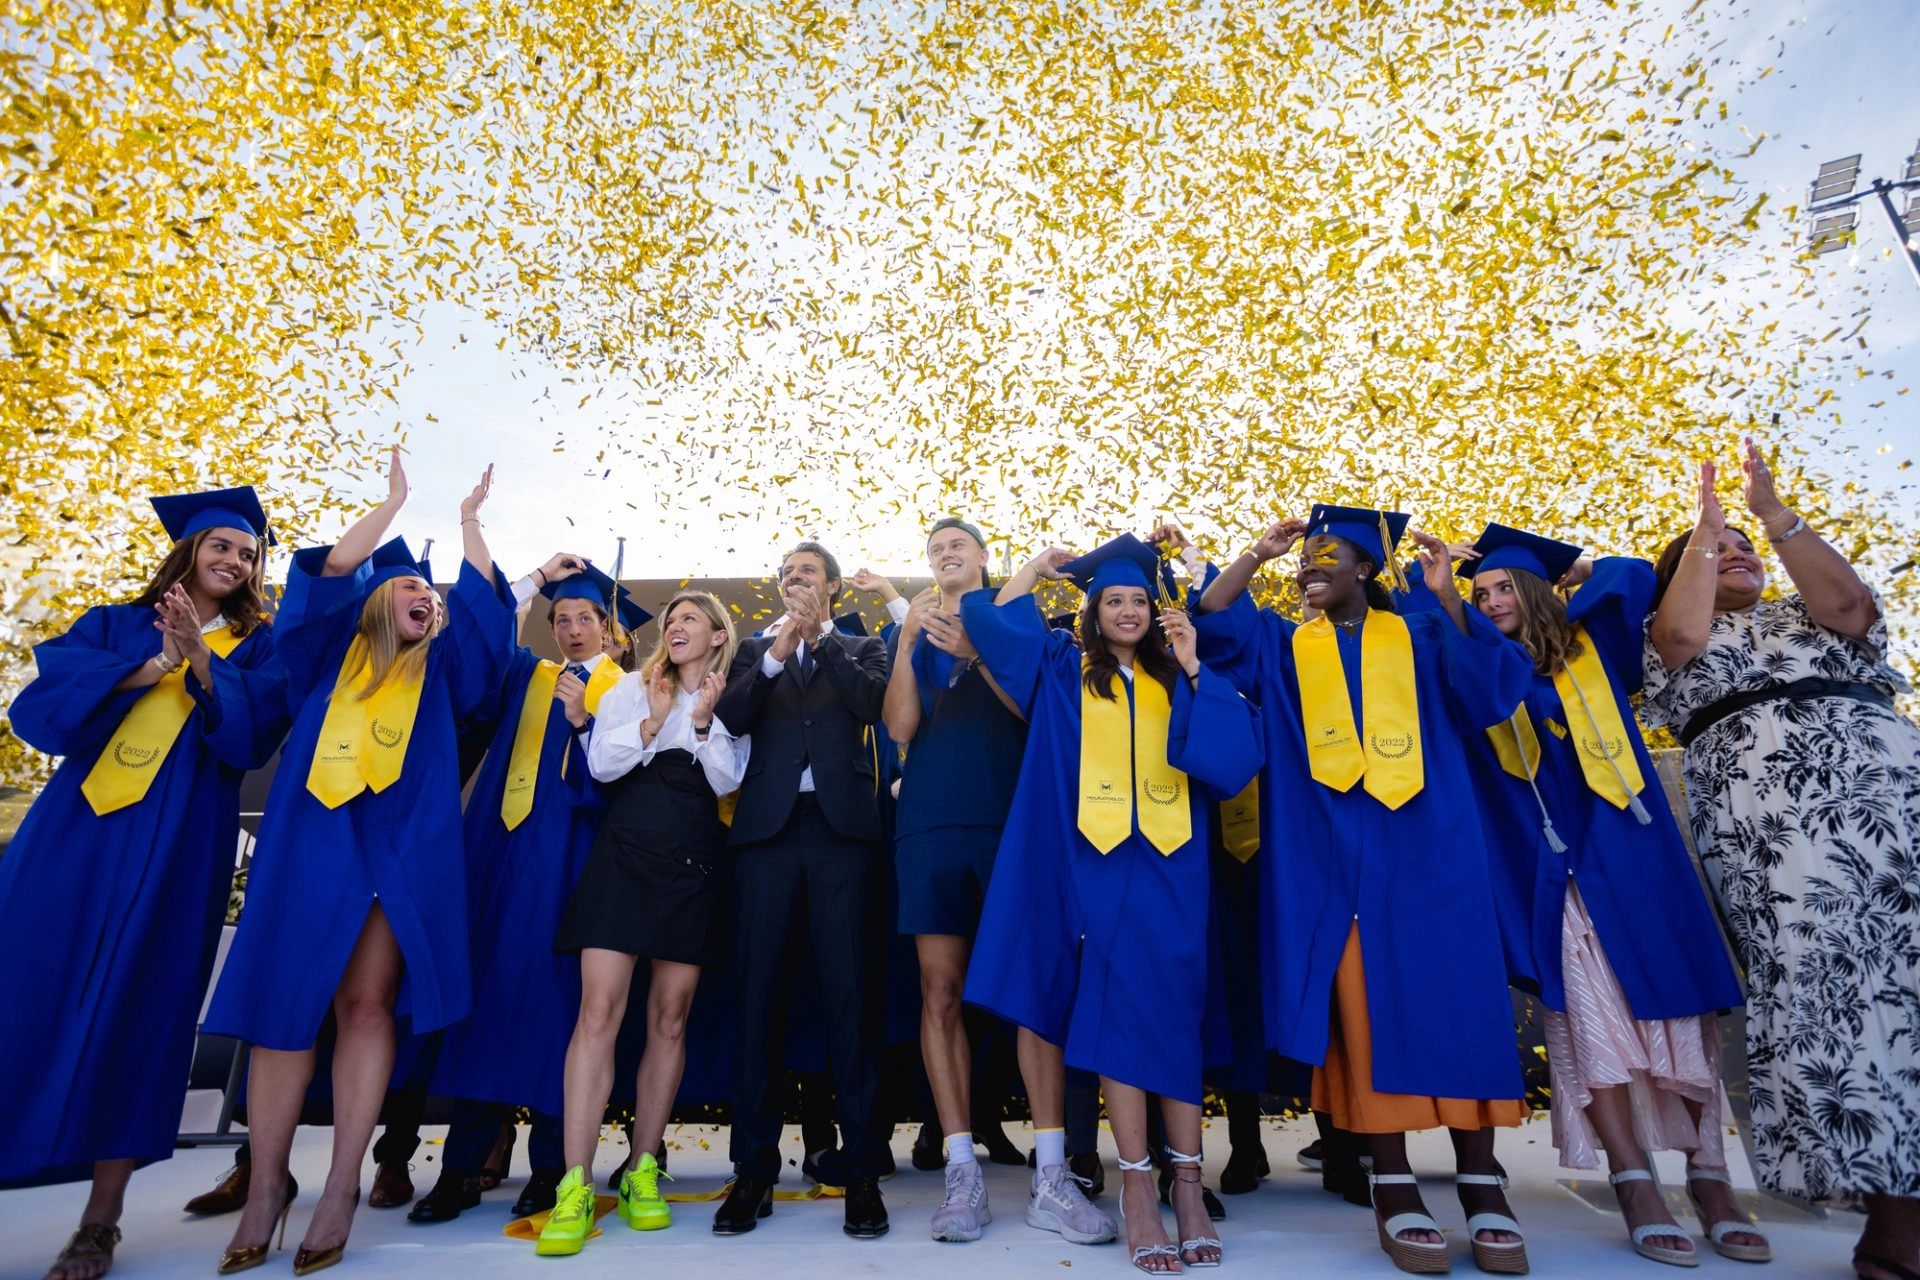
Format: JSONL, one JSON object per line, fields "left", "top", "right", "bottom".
{"left": 1311, "top": 923, "right": 1528, "bottom": 1134}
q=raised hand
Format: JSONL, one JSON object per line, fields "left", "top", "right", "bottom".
{"left": 900, "top": 585, "right": 940, "bottom": 636}
{"left": 460, "top": 463, "right": 494, "bottom": 523}
{"left": 849, "top": 568, "right": 902, "bottom": 603}
{"left": 921, "top": 607, "right": 978, "bottom": 660}
{"left": 1161, "top": 607, "right": 1200, "bottom": 675}
{"left": 386, "top": 444, "right": 410, "bottom": 507}
{"left": 1027, "top": 548, "right": 1075, "bottom": 581}
{"left": 553, "top": 669, "right": 589, "bottom": 728}
{"left": 1144, "top": 522, "right": 1192, "bottom": 553}
{"left": 158, "top": 585, "right": 212, "bottom": 663}
{"left": 692, "top": 671, "right": 725, "bottom": 723}
{"left": 1695, "top": 460, "right": 1726, "bottom": 538}
{"left": 644, "top": 668, "right": 676, "bottom": 726}
{"left": 1407, "top": 530, "right": 1463, "bottom": 602}
{"left": 1741, "top": 436, "right": 1788, "bottom": 525}
{"left": 539, "top": 552, "right": 587, "bottom": 585}
{"left": 1252, "top": 518, "right": 1308, "bottom": 562}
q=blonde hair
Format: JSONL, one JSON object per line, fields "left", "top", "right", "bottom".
{"left": 339, "top": 578, "right": 441, "bottom": 699}
{"left": 639, "top": 591, "right": 736, "bottom": 686}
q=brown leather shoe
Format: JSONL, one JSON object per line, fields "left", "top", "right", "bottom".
{"left": 185, "top": 1159, "right": 252, "bottom": 1216}
{"left": 366, "top": 1161, "right": 414, "bottom": 1209}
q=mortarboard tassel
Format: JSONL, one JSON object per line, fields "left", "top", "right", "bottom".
{"left": 1379, "top": 511, "right": 1411, "bottom": 596}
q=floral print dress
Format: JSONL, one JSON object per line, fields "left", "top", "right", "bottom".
{"left": 1641, "top": 593, "right": 1920, "bottom": 1201}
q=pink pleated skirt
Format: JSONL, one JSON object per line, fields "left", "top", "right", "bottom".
{"left": 1543, "top": 883, "right": 1727, "bottom": 1171}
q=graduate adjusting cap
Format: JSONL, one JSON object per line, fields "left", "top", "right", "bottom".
{"left": 1462, "top": 523, "right": 1584, "bottom": 585}
{"left": 1061, "top": 533, "right": 1177, "bottom": 602}
{"left": 1305, "top": 503, "right": 1411, "bottom": 573}
{"left": 541, "top": 562, "right": 619, "bottom": 611}
{"left": 150, "top": 486, "right": 275, "bottom": 546}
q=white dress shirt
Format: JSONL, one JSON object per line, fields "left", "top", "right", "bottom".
{"left": 753, "top": 598, "right": 906, "bottom": 792}
{"left": 588, "top": 674, "right": 748, "bottom": 796}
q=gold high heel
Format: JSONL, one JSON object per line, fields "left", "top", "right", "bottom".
{"left": 216, "top": 1175, "right": 298, "bottom": 1274}
{"left": 291, "top": 1184, "right": 358, "bottom": 1277}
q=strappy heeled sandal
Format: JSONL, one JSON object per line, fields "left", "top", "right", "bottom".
{"left": 1609, "top": 1169, "right": 1698, "bottom": 1268}
{"left": 1456, "top": 1172, "right": 1528, "bottom": 1275}
{"left": 49, "top": 1223, "right": 119, "bottom": 1280}
{"left": 1167, "top": 1150, "right": 1221, "bottom": 1268}
{"left": 1684, "top": 1169, "right": 1770, "bottom": 1263}
{"left": 1118, "top": 1154, "right": 1183, "bottom": 1275}
{"left": 1371, "top": 1172, "right": 1451, "bottom": 1274}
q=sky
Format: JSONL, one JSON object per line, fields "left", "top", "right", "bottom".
{"left": 309, "top": 0, "right": 1920, "bottom": 587}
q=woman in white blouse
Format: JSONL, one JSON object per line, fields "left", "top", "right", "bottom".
{"left": 542, "top": 591, "right": 747, "bottom": 1249}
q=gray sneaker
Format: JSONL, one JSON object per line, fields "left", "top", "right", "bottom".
{"left": 930, "top": 1161, "right": 991, "bottom": 1242}
{"left": 1026, "top": 1163, "right": 1117, "bottom": 1244}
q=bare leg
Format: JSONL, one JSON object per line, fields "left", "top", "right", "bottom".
{"left": 916, "top": 934, "right": 971, "bottom": 1142}
{"left": 43, "top": 1160, "right": 139, "bottom": 1280}
{"left": 300, "top": 906, "right": 403, "bottom": 1254}
{"left": 631, "top": 959, "right": 702, "bottom": 1157}
{"left": 561, "top": 948, "right": 640, "bottom": 1173}
{"left": 1368, "top": 1133, "right": 1441, "bottom": 1245}
{"left": 1106, "top": 1078, "right": 1179, "bottom": 1274}
{"left": 223, "top": 1046, "right": 315, "bottom": 1255}
{"left": 1160, "top": 1097, "right": 1219, "bottom": 1266}
{"left": 1450, "top": 1126, "right": 1521, "bottom": 1245}
{"left": 1855, "top": 1195, "right": 1920, "bottom": 1280}
{"left": 1573, "top": 1085, "right": 1691, "bottom": 1254}
{"left": 1674, "top": 1095, "right": 1766, "bottom": 1250}
{"left": 1017, "top": 1028, "right": 1065, "bottom": 1131}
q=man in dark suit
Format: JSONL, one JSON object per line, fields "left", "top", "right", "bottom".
{"left": 711, "top": 540, "right": 892, "bottom": 1238}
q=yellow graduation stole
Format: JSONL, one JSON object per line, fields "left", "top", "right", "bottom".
{"left": 1078, "top": 661, "right": 1192, "bottom": 856}
{"left": 500, "top": 659, "right": 623, "bottom": 830}
{"left": 1487, "top": 626, "right": 1645, "bottom": 810}
{"left": 1219, "top": 777, "right": 1259, "bottom": 863}
{"left": 80, "top": 628, "right": 247, "bottom": 816}
{"left": 305, "top": 637, "right": 428, "bottom": 809}
{"left": 1293, "top": 611, "right": 1424, "bottom": 810}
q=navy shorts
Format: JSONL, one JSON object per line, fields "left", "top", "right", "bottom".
{"left": 895, "top": 826, "right": 1002, "bottom": 938}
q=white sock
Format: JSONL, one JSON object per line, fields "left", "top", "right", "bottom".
{"left": 1034, "top": 1127, "right": 1067, "bottom": 1171}
{"left": 945, "top": 1132, "right": 978, "bottom": 1166}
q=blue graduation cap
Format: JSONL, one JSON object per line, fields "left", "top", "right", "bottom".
{"left": 1061, "top": 534, "right": 1176, "bottom": 603}
{"left": 364, "top": 537, "right": 431, "bottom": 593}
{"left": 615, "top": 586, "right": 653, "bottom": 635}
{"left": 150, "top": 486, "right": 275, "bottom": 546}
{"left": 541, "top": 562, "right": 618, "bottom": 612}
{"left": 1305, "top": 503, "right": 1410, "bottom": 573}
{"left": 1461, "top": 524, "right": 1583, "bottom": 585}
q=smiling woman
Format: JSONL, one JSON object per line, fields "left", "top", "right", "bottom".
{"left": 1642, "top": 441, "right": 1920, "bottom": 1280}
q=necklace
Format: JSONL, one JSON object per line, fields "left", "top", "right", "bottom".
{"left": 1329, "top": 613, "right": 1365, "bottom": 631}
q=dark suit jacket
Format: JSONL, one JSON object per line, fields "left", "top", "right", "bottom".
{"left": 714, "top": 628, "right": 890, "bottom": 845}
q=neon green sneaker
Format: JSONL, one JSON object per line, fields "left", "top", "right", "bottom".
{"left": 535, "top": 1166, "right": 594, "bottom": 1255}
{"left": 618, "top": 1151, "right": 673, "bottom": 1231}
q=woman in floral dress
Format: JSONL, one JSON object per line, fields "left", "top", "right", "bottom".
{"left": 1643, "top": 439, "right": 1920, "bottom": 1280}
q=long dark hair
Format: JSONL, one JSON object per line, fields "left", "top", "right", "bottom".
{"left": 1651, "top": 526, "right": 1753, "bottom": 608}
{"left": 1349, "top": 546, "right": 1400, "bottom": 615}
{"left": 131, "top": 528, "right": 270, "bottom": 637}
{"left": 1078, "top": 588, "right": 1181, "bottom": 700}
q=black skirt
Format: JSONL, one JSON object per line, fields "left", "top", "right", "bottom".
{"left": 555, "top": 749, "right": 730, "bottom": 967}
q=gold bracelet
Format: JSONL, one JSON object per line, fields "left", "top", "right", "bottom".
{"left": 152, "top": 652, "right": 182, "bottom": 674}
{"left": 1761, "top": 507, "right": 1796, "bottom": 534}
{"left": 1686, "top": 543, "right": 1720, "bottom": 560}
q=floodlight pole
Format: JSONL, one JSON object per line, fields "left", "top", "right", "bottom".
{"left": 1866, "top": 179, "right": 1920, "bottom": 288}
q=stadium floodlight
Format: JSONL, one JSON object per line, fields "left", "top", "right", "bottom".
{"left": 1808, "top": 209, "right": 1859, "bottom": 255}
{"left": 1809, "top": 154, "right": 1863, "bottom": 206}
{"left": 1800, "top": 145, "right": 1920, "bottom": 288}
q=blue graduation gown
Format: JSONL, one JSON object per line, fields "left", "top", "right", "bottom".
{"left": 1194, "top": 591, "right": 1531, "bottom": 1101}
{"left": 0, "top": 606, "right": 288, "bottom": 1186}
{"left": 960, "top": 589, "right": 1262, "bottom": 1104}
{"left": 1469, "top": 559, "right": 1742, "bottom": 1017}
{"left": 432, "top": 649, "right": 607, "bottom": 1118}
{"left": 202, "top": 553, "right": 513, "bottom": 1049}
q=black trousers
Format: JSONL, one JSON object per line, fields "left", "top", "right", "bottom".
{"left": 729, "top": 794, "right": 881, "bottom": 1181}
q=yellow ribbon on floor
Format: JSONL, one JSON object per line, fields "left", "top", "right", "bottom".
{"left": 1078, "top": 660, "right": 1191, "bottom": 856}
{"left": 1487, "top": 626, "right": 1643, "bottom": 808}
{"left": 80, "top": 629, "right": 246, "bottom": 815}
{"left": 1293, "top": 611, "right": 1424, "bottom": 810}
{"left": 500, "top": 659, "right": 622, "bottom": 830}
{"left": 1219, "top": 776, "right": 1259, "bottom": 863}
{"left": 305, "top": 636, "right": 427, "bottom": 809}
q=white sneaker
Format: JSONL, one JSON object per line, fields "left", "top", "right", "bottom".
{"left": 1027, "top": 1163, "right": 1117, "bottom": 1244}
{"left": 931, "top": 1161, "right": 991, "bottom": 1242}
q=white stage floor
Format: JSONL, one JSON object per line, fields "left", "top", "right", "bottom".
{"left": 0, "top": 1116, "right": 1870, "bottom": 1279}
